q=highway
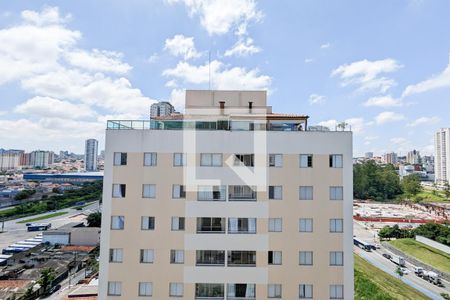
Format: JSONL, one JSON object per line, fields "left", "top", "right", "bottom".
{"left": 0, "top": 201, "right": 100, "bottom": 250}
{"left": 354, "top": 221, "right": 450, "bottom": 299}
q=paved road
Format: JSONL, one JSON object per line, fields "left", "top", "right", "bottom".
{"left": 354, "top": 221, "right": 450, "bottom": 299}
{"left": 0, "top": 202, "right": 100, "bottom": 250}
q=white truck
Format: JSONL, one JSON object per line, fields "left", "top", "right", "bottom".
{"left": 423, "top": 271, "right": 443, "bottom": 286}
{"left": 390, "top": 255, "right": 406, "bottom": 267}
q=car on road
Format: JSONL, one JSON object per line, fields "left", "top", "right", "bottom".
{"left": 400, "top": 267, "right": 410, "bottom": 275}
{"left": 382, "top": 253, "right": 392, "bottom": 259}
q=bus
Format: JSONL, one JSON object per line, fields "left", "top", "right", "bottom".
{"left": 353, "top": 238, "right": 372, "bottom": 252}
{"left": 26, "top": 223, "right": 51, "bottom": 232}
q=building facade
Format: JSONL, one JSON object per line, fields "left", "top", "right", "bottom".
{"left": 0, "top": 150, "right": 23, "bottom": 171}
{"left": 150, "top": 101, "right": 176, "bottom": 118}
{"left": 99, "top": 90, "right": 354, "bottom": 299}
{"left": 407, "top": 150, "right": 421, "bottom": 165}
{"left": 85, "top": 139, "right": 99, "bottom": 171}
{"left": 435, "top": 128, "right": 450, "bottom": 184}
{"left": 383, "top": 152, "right": 398, "bottom": 165}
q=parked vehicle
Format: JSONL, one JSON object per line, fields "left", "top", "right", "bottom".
{"left": 26, "top": 223, "right": 51, "bottom": 232}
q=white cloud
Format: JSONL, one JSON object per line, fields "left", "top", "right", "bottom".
{"left": 14, "top": 96, "right": 95, "bottom": 119}
{"left": 331, "top": 58, "right": 402, "bottom": 93}
{"left": 224, "top": 37, "right": 261, "bottom": 57}
{"left": 363, "top": 95, "right": 402, "bottom": 108}
{"left": 64, "top": 49, "right": 132, "bottom": 74}
{"left": 407, "top": 116, "right": 440, "bottom": 127}
{"left": 162, "top": 60, "right": 271, "bottom": 90}
{"left": 164, "top": 34, "right": 201, "bottom": 60}
{"left": 308, "top": 94, "right": 326, "bottom": 105}
{"left": 320, "top": 43, "right": 331, "bottom": 49}
{"left": 403, "top": 54, "right": 450, "bottom": 97}
{"left": 165, "top": 79, "right": 178, "bottom": 88}
{"left": 169, "top": 89, "right": 186, "bottom": 112}
{"left": 375, "top": 111, "right": 406, "bottom": 124}
{"left": 304, "top": 58, "right": 314, "bottom": 63}
{"left": 21, "top": 6, "right": 71, "bottom": 26}
{"left": 166, "top": 0, "right": 263, "bottom": 35}
{"left": 147, "top": 53, "right": 159, "bottom": 64}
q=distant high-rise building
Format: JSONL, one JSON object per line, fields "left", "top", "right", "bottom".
{"left": 0, "top": 149, "right": 23, "bottom": 170}
{"left": 435, "top": 128, "right": 450, "bottom": 183}
{"left": 27, "top": 150, "right": 54, "bottom": 168}
{"left": 383, "top": 152, "right": 398, "bottom": 164}
{"left": 365, "top": 152, "right": 373, "bottom": 159}
{"left": 407, "top": 150, "right": 421, "bottom": 164}
{"left": 85, "top": 139, "right": 99, "bottom": 171}
{"left": 150, "top": 101, "right": 175, "bottom": 118}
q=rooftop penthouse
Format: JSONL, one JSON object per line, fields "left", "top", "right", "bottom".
{"left": 107, "top": 90, "right": 310, "bottom": 131}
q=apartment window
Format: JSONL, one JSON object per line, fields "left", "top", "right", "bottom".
{"left": 300, "top": 154, "right": 313, "bottom": 168}
{"left": 330, "top": 154, "right": 343, "bottom": 168}
{"left": 139, "top": 282, "right": 153, "bottom": 297}
{"left": 228, "top": 218, "right": 256, "bottom": 234}
{"left": 268, "top": 218, "right": 282, "bottom": 232}
{"left": 112, "top": 184, "right": 126, "bottom": 198}
{"left": 299, "top": 251, "right": 313, "bottom": 265}
{"left": 196, "top": 250, "right": 225, "bottom": 266}
{"left": 141, "top": 216, "right": 155, "bottom": 230}
{"left": 299, "top": 218, "right": 313, "bottom": 232}
{"left": 140, "top": 249, "right": 154, "bottom": 263}
{"left": 172, "top": 185, "right": 186, "bottom": 198}
{"left": 299, "top": 186, "right": 313, "bottom": 200}
{"left": 113, "top": 152, "right": 127, "bottom": 166}
{"left": 108, "top": 281, "right": 122, "bottom": 296}
{"left": 200, "top": 153, "right": 222, "bottom": 166}
{"left": 173, "top": 153, "right": 186, "bottom": 166}
{"left": 268, "top": 251, "right": 282, "bottom": 265}
{"left": 269, "top": 154, "right": 283, "bottom": 167}
{"left": 109, "top": 248, "right": 123, "bottom": 263}
{"left": 195, "top": 283, "right": 224, "bottom": 298}
{"left": 269, "top": 186, "right": 282, "bottom": 200}
{"left": 144, "top": 152, "right": 157, "bottom": 166}
{"left": 299, "top": 284, "right": 313, "bottom": 299}
{"left": 142, "top": 184, "right": 156, "bottom": 198}
{"left": 229, "top": 185, "right": 257, "bottom": 201}
{"left": 330, "top": 251, "right": 344, "bottom": 266}
{"left": 197, "top": 185, "right": 226, "bottom": 201}
{"left": 330, "top": 219, "right": 343, "bottom": 233}
{"left": 169, "top": 283, "right": 183, "bottom": 297}
{"left": 170, "top": 250, "right": 184, "bottom": 264}
{"left": 171, "top": 217, "right": 185, "bottom": 231}
{"left": 330, "top": 186, "right": 344, "bottom": 200}
{"left": 227, "top": 283, "right": 256, "bottom": 298}
{"left": 227, "top": 251, "right": 256, "bottom": 266}
{"left": 111, "top": 216, "right": 124, "bottom": 230}
{"left": 268, "top": 284, "right": 282, "bottom": 298}
{"left": 197, "top": 217, "right": 225, "bottom": 233}
{"left": 234, "top": 154, "right": 254, "bottom": 167}
{"left": 330, "top": 285, "right": 344, "bottom": 299}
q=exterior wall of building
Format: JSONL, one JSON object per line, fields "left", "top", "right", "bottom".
{"left": 85, "top": 139, "right": 99, "bottom": 171}
{"left": 99, "top": 129, "right": 353, "bottom": 299}
{"left": 43, "top": 233, "right": 70, "bottom": 245}
{"left": 435, "top": 128, "right": 450, "bottom": 183}
{"left": 71, "top": 228, "right": 101, "bottom": 246}
{"left": 0, "top": 153, "right": 21, "bottom": 170}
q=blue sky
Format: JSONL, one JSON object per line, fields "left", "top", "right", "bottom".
{"left": 0, "top": 0, "right": 449, "bottom": 156}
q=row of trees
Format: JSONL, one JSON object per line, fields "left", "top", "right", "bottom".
{"left": 0, "top": 180, "right": 102, "bottom": 220}
{"left": 14, "top": 189, "right": 36, "bottom": 200}
{"left": 379, "top": 223, "right": 450, "bottom": 246}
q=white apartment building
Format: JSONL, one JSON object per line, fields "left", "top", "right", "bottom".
{"left": 435, "top": 128, "right": 450, "bottom": 184}
{"left": 383, "top": 152, "right": 398, "bottom": 165}
{"left": 150, "top": 101, "right": 176, "bottom": 118}
{"left": 0, "top": 151, "right": 22, "bottom": 171}
{"left": 85, "top": 139, "right": 99, "bottom": 171}
{"left": 407, "top": 150, "right": 420, "bottom": 165}
{"left": 99, "top": 90, "right": 354, "bottom": 299}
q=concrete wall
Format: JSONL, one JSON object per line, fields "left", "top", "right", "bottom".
{"left": 416, "top": 235, "right": 450, "bottom": 255}
{"left": 71, "top": 228, "right": 101, "bottom": 246}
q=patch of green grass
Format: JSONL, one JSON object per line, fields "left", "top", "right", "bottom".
{"left": 355, "top": 254, "right": 431, "bottom": 300}
{"left": 17, "top": 211, "right": 68, "bottom": 224}
{"left": 416, "top": 190, "right": 449, "bottom": 202}
{"left": 389, "top": 238, "right": 450, "bottom": 274}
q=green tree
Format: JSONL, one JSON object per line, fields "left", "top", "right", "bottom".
{"left": 87, "top": 211, "right": 101, "bottom": 227}
{"left": 444, "top": 181, "right": 450, "bottom": 199}
{"left": 401, "top": 174, "right": 422, "bottom": 200}
{"left": 38, "top": 268, "right": 55, "bottom": 294}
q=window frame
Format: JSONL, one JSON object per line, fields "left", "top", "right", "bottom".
{"left": 299, "top": 154, "right": 313, "bottom": 168}
{"left": 299, "top": 186, "right": 313, "bottom": 201}
{"left": 299, "top": 251, "right": 313, "bottom": 266}
{"left": 299, "top": 218, "right": 313, "bottom": 233}
{"left": 269, "top": 186, "right": 283, "bottom": 200}
{"left": 142, "top": 184, "right": 156, "bottom": 198}
{"left": 268, "top": 218, "right": 282, "bottom": 232}
{"left": 143, "top": 152, "right": 157, "bottom": 166}
{"left": 141, "top": 216, "right": 155, "bottom": 230}
{"left": 269, "top": 154, "right": 283, "bottom": 167}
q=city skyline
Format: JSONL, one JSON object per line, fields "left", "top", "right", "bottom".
{"left": 1, "top": 1, "right": 450, "bottom": 155}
